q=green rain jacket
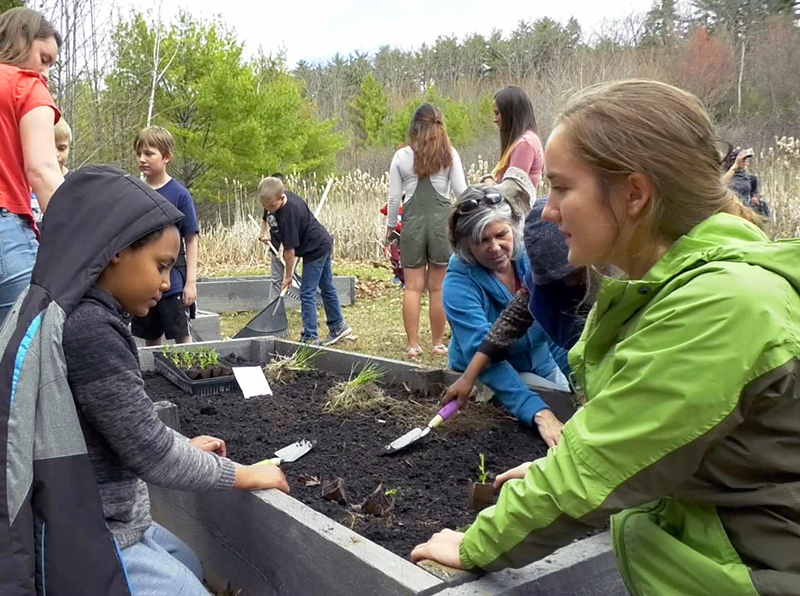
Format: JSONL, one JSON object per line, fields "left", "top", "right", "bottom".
{"left": 460, "top": 213, "right": 800, "bottom": 596}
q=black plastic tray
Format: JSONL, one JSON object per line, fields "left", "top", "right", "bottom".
{"left": 154, "top": 352, "right": 238, "bottom": 396}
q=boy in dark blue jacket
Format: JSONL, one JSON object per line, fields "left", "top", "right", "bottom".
{"left": 131, "top": 126, "right": 199, "bottom": 346}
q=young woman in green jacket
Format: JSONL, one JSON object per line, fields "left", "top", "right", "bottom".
{"left": 412, "top": 80, "right": 800, "bottom": 596}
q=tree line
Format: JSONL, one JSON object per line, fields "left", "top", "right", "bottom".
{"left": 7, "top": 0, "right": 800, "bottom": 203}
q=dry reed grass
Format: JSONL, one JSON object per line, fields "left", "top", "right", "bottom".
{"left": 197, "top": 162, "right": 490, "bottom": 275}
{"left": 198, "top": 145, "right": 799, "bottom": 276}
{"left": 757, "top": 137, "right": 800, "bottom": 239}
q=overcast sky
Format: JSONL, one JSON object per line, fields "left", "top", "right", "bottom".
{"left": 127, "top": 0, "right": 656, "bottom": 67}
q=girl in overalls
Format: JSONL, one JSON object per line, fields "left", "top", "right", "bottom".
{"left": 386, "top": 104, "right": 467, "bottom": 359}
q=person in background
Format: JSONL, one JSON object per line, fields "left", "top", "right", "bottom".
{"left": 33, "top": 116, "right": 72, "bottom": 223}
{"left": 386, "top": 103, "right": 467, "bottom": 359}
{"left": 131, "top": 125, "right": 199, "bottom": 346}
{"left": 723, "top": 148, "right": 771, "bottom": 219}
{"left": 259, "top": 172, "right": 297, "bottom": 301}
{"left": 54, "top": 115, "right": 71, "bottom": 176}
{"left": 442, "top": 186, "right": 568, "bottom": 447}
{"left": 0, "top": 7, "right": 64, "bottom": 326}
{"left": 444, "top": 196, "right": 590, "bottom": 410}
{"left": 259, "top": 176, "right": 352, "bottom": 346}
{"left": 412, "top": 80, "right": 800, "bottom": 596}
{"left": 480, "top": 86, "right": 545, "bottom": 194}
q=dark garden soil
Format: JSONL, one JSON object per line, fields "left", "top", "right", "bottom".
{"left": 144, "top": 367, "right": 550, "bottom": 559}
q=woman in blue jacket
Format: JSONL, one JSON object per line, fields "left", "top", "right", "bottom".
{"left": 443, "top": 186, "right": 567, "bottom": 446}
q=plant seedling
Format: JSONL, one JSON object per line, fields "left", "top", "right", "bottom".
{"left": 160, "top": 346, "right": 228, "bottom": 380}
{"left": 266, "top": 345, "right": 317, "bottom": 384}
{"left": 324, "top": 363, "right": 386, "bottom": 413}
{"left": 469, "top": 453, "right": 495, "bottom": 512}
{"left": 478, "top": 453, "right": 489, "bottom": 484}
{"left": 384, "top": 487, "right": 401, "bottom": 497}
{"left": 179, "top": 349, "right": 196, "bottom": 370}
{"left": 161, "top": 343, "right": 184, "bottom": 368}
{"left": 161, "top": 343, "right": 175, "bottom": 361}
{"left": 206, "top": 348, "right": 220, "bottom": 366}
{"left": 195, "top": 347, "right": 220, "bottom": 370}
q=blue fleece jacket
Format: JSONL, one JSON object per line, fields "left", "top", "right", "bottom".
{"left": 443, "top": 254, "right": 560, "bottom": 425}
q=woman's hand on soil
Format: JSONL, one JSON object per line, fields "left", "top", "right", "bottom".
{"left": 534, "top": 409, "right": 564, "bottom": 448}
{"left": 494, "top": 461, "right": 532, "bottom": 490}
{"left": 443, "top": 375, "right": 475, "bottom": 410}
{"left": 235, "top": 463, "right": 290, "bottom": 494}
{"left": 411, "top": 529, "right": 466, "bottom": 568}
{"left": 190, "top": 435, "right": 227, "bottom": 457}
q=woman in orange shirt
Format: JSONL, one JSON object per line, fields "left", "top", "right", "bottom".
{"left": 0, "top": 8, "right": 63, "bottom": 325}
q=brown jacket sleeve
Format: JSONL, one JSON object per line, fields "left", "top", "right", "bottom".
{"left": 478, "top": 287, "right": 534, "bottom": 363}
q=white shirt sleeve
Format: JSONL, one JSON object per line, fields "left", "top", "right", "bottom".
{"left": 449, "top": 148, "right": 468, "bottom": 198}
{"left": 387, "top": 150, "right": 404, "bottom": 228}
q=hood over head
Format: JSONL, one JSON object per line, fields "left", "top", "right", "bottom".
{"left": 33, "top": 165, "right": 184, "bottom": 317}
{"left": 0, "top": 163, "right": 183, "bottom": 596}
{"left": 524, "top": 197, "right": 581, "bottom": 285}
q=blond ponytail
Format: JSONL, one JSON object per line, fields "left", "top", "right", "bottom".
{"left": 720, "top": 193, "right": 765, "bottom": 229}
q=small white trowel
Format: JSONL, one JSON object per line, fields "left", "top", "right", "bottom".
{"left": 256, "top": 439, "right": 316, "bottom": 466}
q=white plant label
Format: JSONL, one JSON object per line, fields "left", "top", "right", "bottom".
{"left": 232, "top": 366, "right": 272, "bottom": 399}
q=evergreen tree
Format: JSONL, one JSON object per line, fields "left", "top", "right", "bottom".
{"left": 350, "top": 73, "right": 390, "bottom": 146}
{"left": 0, "top": 1, "right": 24, "bottom": 14}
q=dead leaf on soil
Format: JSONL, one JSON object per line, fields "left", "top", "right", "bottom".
{"left": 298, "top": 474, "right": 321, "bottom": 487}
{"left": 321, "top": 477, "right": 349, "bottom": 505}
{"left": 361, "top": 483, "right": 395, "bottom": 518}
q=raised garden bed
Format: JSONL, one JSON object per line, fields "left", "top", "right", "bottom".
{"left": 145, "top": 368, "right": 549, "bottom": 557}
{"left": 143, "top": 338, "right": 626, "bottom": 596}
{"left": 196, "top": 275, "right": 356, "bottom": 313}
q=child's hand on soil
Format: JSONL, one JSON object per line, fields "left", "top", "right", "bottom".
{"left": 190, "top": 435, "right": 227, "bottom": 457}
{"left": 235, "top": 463, "right": 290, "bottom": 494}
{"left": 533, "top": 409, "right": 564, "bottom": 448}
{"left": 411, "top": 529, "right": 466, "bottom": 568}
{"left": 494, "top": 461, "right": 532, "bottom": 491}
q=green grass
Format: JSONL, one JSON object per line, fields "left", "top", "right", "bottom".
{"left": 203, "top": 259, "right": 386, "bottom": 281}
{"left": 218, "top": 260, "right": 450, "bottom": 367}
{"left": 202, "top": 266, "right": 270, "bottom": 278}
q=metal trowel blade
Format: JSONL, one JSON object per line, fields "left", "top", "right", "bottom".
{"left": 274, "top": 439, "right": 315, "bottom": 463}
{"left": 383, "top": 427, "right": 424, "bottom": 454}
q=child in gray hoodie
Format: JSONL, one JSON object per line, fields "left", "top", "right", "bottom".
{"left": 0, "top": 165, "right": 288, "bottom": 595}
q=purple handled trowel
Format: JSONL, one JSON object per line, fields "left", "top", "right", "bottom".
{"left": 383, "top": 400, "right": 459, "bottom": 455}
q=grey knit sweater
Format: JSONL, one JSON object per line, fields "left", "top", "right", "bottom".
{"left": 63, "top": 287, "right": 236, "bottom": 548}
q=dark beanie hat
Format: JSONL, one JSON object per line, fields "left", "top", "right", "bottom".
{"left": 524, "top": 197, "right": 581, "bottom": 285}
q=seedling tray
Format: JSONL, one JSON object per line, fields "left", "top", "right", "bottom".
{"left": 154, "top": 352, "right": 237, "bottom": 396}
